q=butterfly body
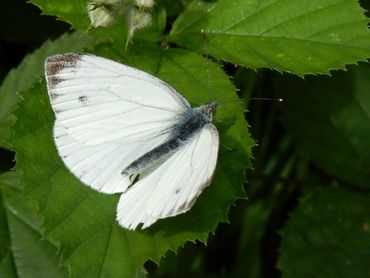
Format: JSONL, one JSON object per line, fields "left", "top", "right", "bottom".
{"left": 122, "top": 101, "right": 218, "bottom": 178}
{"left": 45, "top": 53, "right": 219, "bottom": 230}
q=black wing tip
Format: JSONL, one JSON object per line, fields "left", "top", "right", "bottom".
{"left": 45, "top": 53, "right": 85, "bottom": 74}
{"left": 45, "top": 53, "right": 85, "bottom": 89}
{"left": 46, "top": 52, "right": 84, "bottom": 65}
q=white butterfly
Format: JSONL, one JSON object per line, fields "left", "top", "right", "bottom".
{"left": 45, "top": 53, "right": 219, "bottom": 230}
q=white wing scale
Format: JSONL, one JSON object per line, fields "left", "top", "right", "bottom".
{"left": 116, "top": 124, "right": 219, "bottom": 230}
{"left": 45, "top": 53, "right": 191, "bottom": 194}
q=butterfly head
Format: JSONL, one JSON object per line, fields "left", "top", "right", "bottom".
{"left": 201, "top": 101, "right": 218, "bottom": 121}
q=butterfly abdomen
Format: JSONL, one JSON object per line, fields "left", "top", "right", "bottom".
{"left": 121, "top": 107, "right": 211, "bottom": 178}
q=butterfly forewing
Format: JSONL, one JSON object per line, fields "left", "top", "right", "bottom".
{"left": 45, "top": 53, "right": 191, "bottom": 194}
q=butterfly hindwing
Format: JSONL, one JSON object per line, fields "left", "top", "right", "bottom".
{"left": 116, "top": 124, "right": 219, "bottom": 230}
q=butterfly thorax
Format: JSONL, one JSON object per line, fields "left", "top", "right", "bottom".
{"left": 121, "top": 101, "right": 218, "bottom": 179}
{"left": 200, "top": 101, "right": 218, "bottom": 122}
{"left": 178, "top": 101, "right": 217, "bottom": 139}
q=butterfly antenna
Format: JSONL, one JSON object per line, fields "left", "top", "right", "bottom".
{"left": 218, "top": 98, "right": 244, "bottom": 105}
{"left": 218, "top": 97, "right": 283, "bottom": 105}
{"left": 249, "top": 97, "right": 283, "bottom": 102}
{"left": 201, "top": 29, "right": 212, "bottom": 101}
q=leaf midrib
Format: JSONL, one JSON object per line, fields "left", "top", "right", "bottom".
{"left": 173, "top": 31, "right": 370, "bottom": 52}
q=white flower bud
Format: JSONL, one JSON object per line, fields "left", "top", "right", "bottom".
{"left": 88, "top": 3, "right": 116, "bottom": 27}
{"left": 134, "top": 0, "right": 155, "bottom": 9}
{"left": 126, "top": 7, "right": 152, "bottom": 46}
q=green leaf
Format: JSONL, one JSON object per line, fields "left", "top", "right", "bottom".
{"left": 0, "top": 172, "right": 68, "bottom": 278}
{"left": 277, "top": 64, "right": 370, "bottom": 188}
{"left": 0, "top": 31, "right": 95, "bottom": 148}
{"left": 0, "top": 176, "right": 16, "bottom": 278}
{"left": 170, "top": 0, "right": 370, "bottom": 76}
{"left": 29, "top": 0, "right": 90, "bottom": 30}
{"left": 11, "top": 42, "right": 253, "bottom": 276}
{"left": 278, "top": 186, "right": 370, "bottom": 277}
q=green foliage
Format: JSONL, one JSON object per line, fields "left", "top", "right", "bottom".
{"left": 278, "top": 186, "right": 370, "bottom": 277}
{"left": 0, "top": 172, "right": 68, "bottom": 278}
{"left": 1, "top": 0, "right": 369, "bottom": 277}
{"left": 275, "top": 64, "right": 370, "bottom": 277}
{"left": 278, "top": 65, "right": 370, "bottom": 188}
{"left": 170, "top": 0, "right": 370, "bottom": 75}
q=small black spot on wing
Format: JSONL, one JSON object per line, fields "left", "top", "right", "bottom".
{"left": 78, "top": 95, "right": 88, "bottom": 103}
